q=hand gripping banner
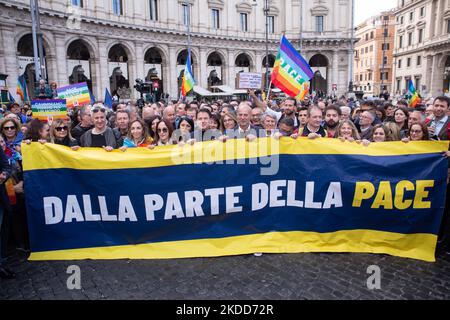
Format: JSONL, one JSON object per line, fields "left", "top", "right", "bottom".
{"left": 22, "top": 139, "right": 449, "bottom": 262}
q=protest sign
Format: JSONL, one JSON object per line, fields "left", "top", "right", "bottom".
{"left": 238, "top": 73, "right": 263, "bottom": 89}
{"left": 32, "top": 99, "right": 67, "bottom": 121}
{"left": 57, "top": 82, "right": 91, "bottom": 109}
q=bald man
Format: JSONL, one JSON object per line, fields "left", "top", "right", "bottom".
{"left": 232, "top": 103, "right": 265, "bottom": 139}
{"left": 163, "top": 105, "right": 176, "bottom": 126}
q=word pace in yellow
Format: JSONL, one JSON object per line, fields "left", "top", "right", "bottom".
{"left": 352, "top": 180, "right": 435, "bottom": 210}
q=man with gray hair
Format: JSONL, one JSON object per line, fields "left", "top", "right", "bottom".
{"left": 232, "top": 102, "right": 265, "bottom": 139}
{"left": 142, "top": 105, "right": 155, "bottom": 122}
{"left": 358, "top": 110, "right": 375, "bottom": 140}
{"left": 408, "top": 110, "right": 425, "bottom": 128}
{"left": 340, "top": 106, "right": 351, "bottom": 122}
{"left": 163, "top": 105, "right": 176, "bottom": 127}
{"left": 71, "top": 104, "right": 94, "bottom": 145}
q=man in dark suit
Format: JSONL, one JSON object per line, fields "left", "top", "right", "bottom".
{"left": 425, "top": 96, "right": 450, "bottom": 141}
{"left": 229, "top": 102, "right": 266, "bottom": 140}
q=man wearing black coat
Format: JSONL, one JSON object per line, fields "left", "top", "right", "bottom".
{"left": 0, "top": 147, "right": 14, "bottom": 279}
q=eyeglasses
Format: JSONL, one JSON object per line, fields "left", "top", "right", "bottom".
{"left": 158, "top": 127, "right": 168, "bottom": 133}
{"left": 3, "top": 126, "right": 16, "bottom": 131}
{"left": 92, "top": 107, "right": 106, "bottom": 113}
{"left": 55, "top": 126, "right": 68, "bottom": 132}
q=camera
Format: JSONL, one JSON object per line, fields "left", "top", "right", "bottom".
{"left": 134, "top": 79, "right": 152, "bottom": 95}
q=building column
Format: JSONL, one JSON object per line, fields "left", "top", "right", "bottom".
{"left": 91, "top": 57, "right": 101, "bottom": 100}
{"left": 199, "top": 47, "right": 208, "bottom": 89}
{"left": 256, "top": 51, "right": 263, "bottom": 73}
{"left": 430, "top": 53, "right": 443, "bottom": 96}
{"left": 54, "top": 32, "right": 68, "bottom": 88}
{"left": 424, "top": 55, "right": 433, "bottom": 97}
{"left": 347, "top": 47, "right": 353, "bottom": 95}
{"left": 135, "top": 41, "right": 145, "bottom": 81}
{"left": 227, "top": 49, "right": 236, "bottom": 89}
{"left": 128, "top": 57, "right": 137, "bottom": 99}
{"left": 168, "top": 45, "right": 178, "bottom": 99}
{"left": 97, "top": 38, "right": 110, "bottom": 99}
{"left": 2, "top": 24, "right": 19, "bottom": 100}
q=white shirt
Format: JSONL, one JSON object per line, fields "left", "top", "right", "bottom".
{"left": 434, "top": 115, "right": 448, "bottom": 137}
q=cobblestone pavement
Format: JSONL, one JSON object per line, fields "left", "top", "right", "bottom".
{"left": 1, "top": 249, "right": 450, "bottom": 300}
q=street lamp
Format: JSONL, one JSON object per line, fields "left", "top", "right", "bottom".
{"left": 381, "top": 15, "right": 389, "bottom": 97}
{"left": 253, "top": 0, "right": 270, "bottom": 95}
{"left": 264, "top": 0, "right": 270, "bottom": 95}
{"left": 348, "top": 0, "right": 355, "bottom": 97}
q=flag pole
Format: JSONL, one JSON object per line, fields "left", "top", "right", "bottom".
{"left": 266, "top": 79, "right": 272, "bottom": 102}
{"left": 267, "top": 33, "right": 283, "bottom": 103}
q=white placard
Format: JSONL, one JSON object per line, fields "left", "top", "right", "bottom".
{"left": 238, "top": 72, "right": 262, "bottom": 89}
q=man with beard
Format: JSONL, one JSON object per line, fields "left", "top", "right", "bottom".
{"left": 425, "top": 96, "right": 450, "bottom": 140}
{"left": 279, "top": 98, "right": 299, "bottom": 128}
{"left": 324, "top": 105, "right": 341, "bottom": 138}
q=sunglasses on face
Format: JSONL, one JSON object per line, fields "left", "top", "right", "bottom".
{"left": 3, "top": 126, "right": 16, "bottom": 131}
{"left": 158, "top": 127, "right": 168, "bottom": 133}
{"left": 92, "top": 107, "right": 106, "bottom": 113}
{"left": 55, "top": 126, "right": 68, "bottom": 132}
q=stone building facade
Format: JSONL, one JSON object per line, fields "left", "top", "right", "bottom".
{"left": 392, "top": 0, "right": 450, "bottom": 98}
{"left": 354, "top": 11, "right": 395, "bottom": 97}
{"left": 0, "top": 0, "right": 354, "bottom": 100}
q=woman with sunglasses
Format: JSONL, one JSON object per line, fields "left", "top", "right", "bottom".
{"left": 145, "top": 115, "right": 161, "bottom": 140}
{"left": 0, "top": 119, "right": 29, "bottom": 255}
{"left": 153, "top": 119, "right": 175, "bottom": 146}
{"left": 23, "top": 119, "right": 50, "bottom": 144}
{"left": 80, "top": 104, "right": 120, "bottom": 151}
{"left": 49, "top": 119, "right": 80, "bottom": 150}
{"left": 120, "top": 119, "right": 153, "bottom": 151}
{"left": 0, "top": 118, "right": 23, "bottom": 164}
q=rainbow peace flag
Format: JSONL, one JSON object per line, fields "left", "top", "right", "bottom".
{"left": 181, "top": 49, "right": 195, "bottom": 97}
{"left": 298, "top": 81, "right": 310, "bottom": 101}
{"left": 271, "top": 35, "right": 314, "bottom": 100}
{"left": 407, "top": 79, "right": 421, "bottom": 108}
{"left": 16, "top": 74, "right": 28, "bottom": 102}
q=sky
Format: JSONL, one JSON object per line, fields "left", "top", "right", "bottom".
{"left": 355, "top": 0, "right": 398, "bottom": 25}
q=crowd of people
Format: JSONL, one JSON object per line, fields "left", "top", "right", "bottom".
{"left": 0, "top": 87, "right": 450, "bottom": 279}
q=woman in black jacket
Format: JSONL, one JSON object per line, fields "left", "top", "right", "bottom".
{"left": 50, "top": 119, "right": 79, "bottom": 150}
{"left": 0, "top": 147, "right": 14, "bottom": 279}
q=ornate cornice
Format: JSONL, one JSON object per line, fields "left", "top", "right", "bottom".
{"left": 0, "top": 1, "right": 352, "bottom": 54}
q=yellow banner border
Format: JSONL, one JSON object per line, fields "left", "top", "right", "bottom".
{"left": 28, "top": 229, "right": 438, "bottom": 262}
{"left": 22, "top": 139, "right": 449, "bottom": 171}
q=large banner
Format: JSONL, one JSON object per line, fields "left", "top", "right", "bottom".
{"left": 57, "top": 82, "right": 91, "bottom": 109}
{"left": 22, "top": 139, "right": 449, "bottom": 262}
